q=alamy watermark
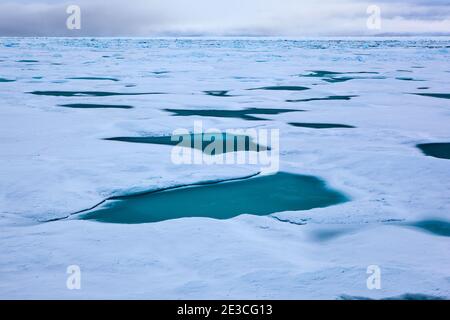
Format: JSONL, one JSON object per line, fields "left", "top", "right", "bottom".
{"left": 66, "top": 5, "right": 81, "bottom": 30}
{"left": 65, "top": 4, "right": 380, "bottom": 33}
{"left": 66, "top": 265, "right": 81, "bottom": 290}
{"left": 170, "top": 121, "right": 280, "bottom": 174}
{"left": 366, "top": 5, "right": 382, "bottom": 30}
{"left": 366, "top": 265, "right": 381, "bottom": 290}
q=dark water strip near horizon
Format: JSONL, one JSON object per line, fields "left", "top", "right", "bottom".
{"left": 29, "top": 91, "right": 164, "bottom": 97}
{"left": 59, "top": 103, "right": 133, "bottom": 109}
{"left": 165, "top": 108, "right": 302, "bottom": 121}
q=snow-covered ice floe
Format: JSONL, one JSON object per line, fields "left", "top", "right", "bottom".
{"left": 0, "top": 37, "right": 449, "bottom": 299}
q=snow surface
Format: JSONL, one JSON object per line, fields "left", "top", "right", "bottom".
{"left": 0, "top": 38, "right": 449, "bottom": 299}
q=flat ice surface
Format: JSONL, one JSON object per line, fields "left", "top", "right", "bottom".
{"left": 0, "top": 38, "right": 449, "bottom": 299}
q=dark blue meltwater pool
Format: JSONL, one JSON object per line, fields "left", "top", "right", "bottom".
{"left": 79, "top": 172, "right": 349, "bottom": 224}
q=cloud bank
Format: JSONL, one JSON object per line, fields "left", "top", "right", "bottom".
{"left": 0, "top": 0, "right": 449, "bottom": 36}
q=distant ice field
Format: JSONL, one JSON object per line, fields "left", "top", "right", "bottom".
{"left": 0, "top": 38, "right": 449, "bottom": 299}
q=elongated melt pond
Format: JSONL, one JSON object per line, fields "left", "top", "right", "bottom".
{"left": 300, "top": 70, "right": 383, "bottom": 83}
{"left": 59, "top": 103, "right": 134, "bottom": 109}
{"left": 165, "top": 107, "right": 302, "bottom": 121}
{"left": 28, "top": 91, "right": 163, "bottom": 97}
{"left": 322, "top": 76, "right": 386, "bottom": 83}
{"left": 204, "top": 90, "right": 234, "bottom": 97}
{"left": 289, "top": 122, "right": 355, "bottom": 129}
{"left": 105, "top": 133, "right": 269, "bottom": 154}
{"left": 79, "top": 172, "right": 348, "bottom": 224}
{"left": 287, "top": 95, "right": 358, "bottom": 103}
{"left": 417, "top": 143, "right": 450, "bottom": 160}
{"left": 413, "top": 93, "right": 450, "bottom": 100}
{"left": 408, "top": 220, "right": 450, "bottom": 237}
{"left": 67, "top": 77, "right": 119, "bottom": 81}
{"left": 248, "top": 86, "right": 310, "bottom": 91}
{"left": 301, "top": 70, "right": 379, "bottom": 78}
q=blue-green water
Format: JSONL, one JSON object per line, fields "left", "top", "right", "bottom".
{"left": 249, "top": 86, "right": 310, "bottom": 91}
{"left": 59, "top": 103, "right": 133, "bottom": 109}
{"left": 300, "top": 70, "right": 383, "bottom": 83}
{"left": 67, "top": 77, "right": 119, "bottom": 81}
{"left": 28, "top": 91, "right": 163, "bottom": 97}
{"left": 409, "top": 220, "right": 450, "bottom": 237}
{"left": 417, "top": 143, "right": 450, "bottom": 160}
{"left": 204, "top": 90, "right": 234, "bottom": 97}
{"left": 80, "top": 172, "right": 348, "bottom": 224}
{"left": 286, "top": 95, "right": 358, "bottom": 103}
{"left": 16, "top": 59, "right": 39, "bottom": 63}
{"left": 289, "top": 122, "right": 355, "bottom": 129}
{"left": 165, "top": 107, "right": 301, "bottom": 121}
{"left": 0, "top": 78, "right": 15, "bottom": 82}
{"left": 301, "top": 70, "right": 379, "bottom": 78}
{"left": 413, "top": 93, "right": 450, "bottom": 100}
{"left": 396, "top": 77, "right": 424, "bottom": 81}
{"left": 105, "top": 133, "right": 268, "bottom": 154}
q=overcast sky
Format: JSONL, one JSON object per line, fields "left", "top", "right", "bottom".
{"left": 0, "top": 0, "right": 449, "bottom": 36}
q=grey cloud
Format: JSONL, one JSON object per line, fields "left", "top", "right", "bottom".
{"left": 0, "top": 0, "right": 449, "bottom": 36}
